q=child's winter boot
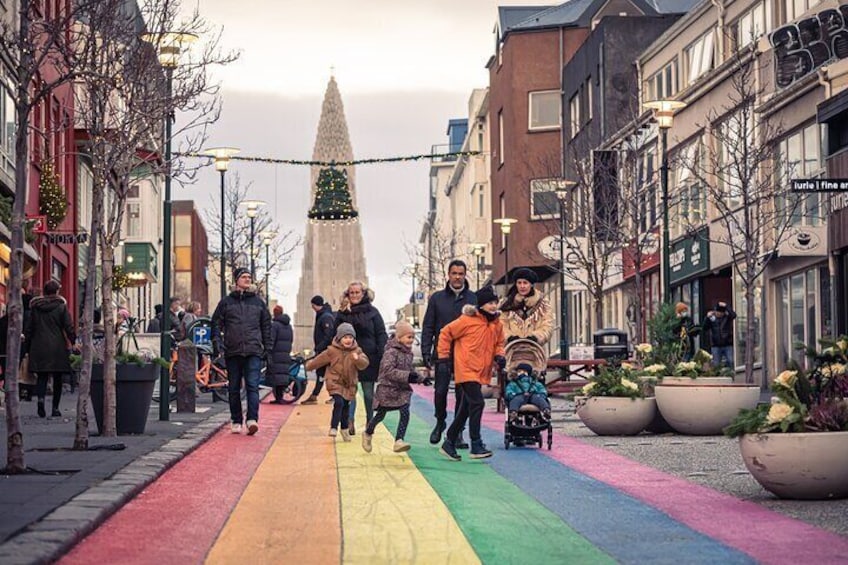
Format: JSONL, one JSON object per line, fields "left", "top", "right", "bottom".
{"left": 393, "top": 439, "right": 411, "bottom": 453}
{"left": 362, "top": 432, "right": 373, "bottom": 452}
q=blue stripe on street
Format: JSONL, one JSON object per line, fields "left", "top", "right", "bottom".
{"left": 409, "top": 394, "right": 755, "bottom": 565}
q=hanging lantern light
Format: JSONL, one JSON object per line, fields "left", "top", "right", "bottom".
{"left": 307, "top": 166, "right": 359, "bottom": 222}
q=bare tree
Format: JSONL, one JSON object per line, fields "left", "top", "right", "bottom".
{"left": 677, "top": 48, "right": 801, "bottom": 384}
{"left": 204, "top": 173, "right": 301, "bottom": 298}
{"left": 406, "top": 218, "right": 467, "bottom": 295}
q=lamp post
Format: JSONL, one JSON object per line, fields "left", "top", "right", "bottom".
{"left": 201, "top": 147, "right": 240, "bottom": 303}
{"left": 261, "top": 231, "right": 275, "bottom": 300}
{"left": 556, "top": 182, "right": 577, "bottom": 361}
{"left": 407, "top": 263, "right": 419, "bottom": 327}
{"left": 645, "top": 99, "right": 686, "bottom": 304}
{"left": 241, "top": 200, "right": 265, "bottom": 279}
{"left": 470, "top": 243, "right": 486, "bottom": 289}
{"left": 142, "top": 31, "right": 197, "bottom": 422}
{"left": 494, "top": 218, "right": 517, "bottom": 286}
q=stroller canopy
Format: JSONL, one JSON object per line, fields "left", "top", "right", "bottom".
{"left": 504, "top": 338, "right": 547, "bottom": 375}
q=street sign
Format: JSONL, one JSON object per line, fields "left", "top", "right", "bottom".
{"left": 791, "top": 179, "right": 848, "bottom": 192}
{"left": 190, "top": 317, "right": 213, "bottom": 347}
{"left": 414, "top": 291, "right": 425, "bottom": 301}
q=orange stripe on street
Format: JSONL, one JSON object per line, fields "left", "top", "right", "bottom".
{"left": 205, "top": 393, "right": 340, "bottom": 564}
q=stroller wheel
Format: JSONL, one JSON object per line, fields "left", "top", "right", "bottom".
{"left": 547, "top": 427, "right": 553, "bottom": 450}
{"left": 504, "top": 432, "right": 511, "bottom": 450}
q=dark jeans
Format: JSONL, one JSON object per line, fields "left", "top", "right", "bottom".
{"left": 433, "top": 362, "right": 461, "bottom": 424}
{"left": 331, "top": 394, "right": 350, "bottom": 430}
{"left": 447, "top": 382, "right": 484, "bottom": 444}
{"left": 711, "top": 346, "right": 734, "bottom": 368}
{"left": 349, "top": 381, "right": 375, "bottom": 423}
{"left": 311, "top": 366, "right": 326, "bottom": 397}
{"left": 508, "top": 393, "right": 550, "bottom": 413}
{"left": 226, "top": 355, "right": 261, "bottom": 424}
{"left": 366, "top": 404, "right": 410, "bottom": 440}
{"left": 36, "top": 372, "right": 63, "bottom": 409}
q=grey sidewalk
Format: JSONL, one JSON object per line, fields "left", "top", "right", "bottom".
{"left": 0, "top": 386, "right": 236, "bottom": 565}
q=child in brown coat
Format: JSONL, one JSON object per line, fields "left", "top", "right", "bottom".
{"left": 305, "top": 322, "right": 369, "bottom": 441}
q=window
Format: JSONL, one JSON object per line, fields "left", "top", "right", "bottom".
{"left": 528, "top": 90, "right": 561, "bottom": 130}
{"left": 646, "top": 59, "right": 678, "bottom": 101}
{"left": 585, "top": 78, "right": 593, "bottom": 123}
{"left": 735, "top": 2, "right": 768, "bottom": 49}
{"left": 785, "top": 0, "right": 823, "bottom": 23}
{"left": 685, "top": 29, "right": 715, "bottom": 85}
{"left": 719, "top": 111, "right": 755, "bottom": 209}
{"left": 637, "top": 142, "right": 658, "bottom": 234}
{"left": 776, "top": 265, "right": 830, "bottom": 370}
{"left": 529, "top": 178, "right": 568, "bottom": 220}
{"left": 777, "top": 124, "right": 826, "bottom": 226}
{"left": 0, "top": 71, "right": 15, "bottom": 174}
{"left": 127, "top": 184, "right": 140, "bottom": 198}
{"left": 173, "top": 215, "right": 191, "bottom": 246}
{"left": 569, "top": 93, "right": 580, "bottom": 138}
{"left": 498, "top": 110, "right": 504, "bottom": 165}
{"left": 126, "top": 202, "right": 140, "bottom": 237}
{"left": 672, "top": 139, "right": 706, "bottom": 237}
{"left": 733, "top": 274, "right": 762, "bottom": 369}
{"left": 477, "top": 184, "right": 485, "bottom": 217}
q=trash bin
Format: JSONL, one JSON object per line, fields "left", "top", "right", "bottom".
{"left": 593, "top": 328, "right": 629, "bottom": 364}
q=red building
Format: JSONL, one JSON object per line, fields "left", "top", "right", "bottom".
{"left": 172, "top": 201, "right": 209, "bottom": 314}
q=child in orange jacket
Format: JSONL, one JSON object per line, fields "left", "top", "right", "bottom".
{"left": 436, "top": 285, "right": 505, "bottom": 461}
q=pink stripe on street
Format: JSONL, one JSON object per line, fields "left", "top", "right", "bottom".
{"left": 59, "top": 400, "right": 293, "bottom": 565}
{"left": 414, "top": 386, "right": 848, "bottom": 564}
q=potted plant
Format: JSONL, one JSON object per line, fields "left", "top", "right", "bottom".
{"left": 724, "top": 337, "right": 848, "bottom": 500}
{"left": 575, "top": 363, "right": 656, "bottom": 436}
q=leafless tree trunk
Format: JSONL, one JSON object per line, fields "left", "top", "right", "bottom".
{"left": 405, "top": 220, "right": 466, "bottom": 295}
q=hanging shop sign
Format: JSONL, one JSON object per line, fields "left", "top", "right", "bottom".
{"left": 770, "top": 5, "right": 848, "bottom": 89}
{"left": 778, "top": 225, "right": 826, "bottom": 256}
{"left": 791, "top": 179, "right": 848, "bottom": 192}
{"left": 27, "top": 215, "right": 48, "bottom": 234}
{"left": 669, "top": 228, "right": 710, "bottom": 284}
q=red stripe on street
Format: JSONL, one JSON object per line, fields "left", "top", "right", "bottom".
{"left": 59, "top": 400, "right": 294, "bottom": 565}
{"left": 415, "top": 386, "right": 848, "bottom": 563}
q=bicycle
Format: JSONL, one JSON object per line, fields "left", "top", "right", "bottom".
{"left": 269, "top": 355, "right": 308, "bottom": 404}
{"left": 154, "top": 343, "right": 246, "bottom": 404}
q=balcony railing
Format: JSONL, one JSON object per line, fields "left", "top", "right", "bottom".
{"left": 430, "top": 144, "right": 461, "bottom": 163}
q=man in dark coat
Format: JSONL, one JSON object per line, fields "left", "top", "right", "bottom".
{"left": 420, "top": 259, "right": 477, "bottom": 446}
{"left": 24, "top": 280, "right": 75, "bottom": 417}
{"left": 703, "top": 301, "right": 736, "bottom": 368}
{"left": 268, "top": 305, "right": 294, "bottom": 404}
{"left": 211, "top": 268, "right": 272, "bottom": 435}
{"left": 301, "top": 295, "right": 335, "bottom": 404}
{"left": 146, "top": 304, "right": 163, "bottom": 333}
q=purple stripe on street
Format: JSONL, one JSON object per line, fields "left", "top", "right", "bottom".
{"left": 414, "top": 386, "right": 848, "bottom": 564}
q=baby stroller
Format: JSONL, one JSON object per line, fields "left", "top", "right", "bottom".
{"left": 501, "top": 338, "right": 553, "bottom": 450}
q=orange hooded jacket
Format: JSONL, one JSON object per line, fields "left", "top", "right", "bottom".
{"left": 437, "top": 304, "right": 506, "bottom": 385}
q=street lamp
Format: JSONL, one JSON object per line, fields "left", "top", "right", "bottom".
{"left": 241, "top": 200, "right": 265, "bottom": 279}
{"left": 494, "top": 218, "right": 517, "bottom": 286}
{"left": 644, "top": 99, "right": 686, "bottom": 303}
{"left": 142, "top": 30, "right": 197, "bottom": 422}
{"left": 470, "top": 243, "right": 486, "bottom": 289}
{"left": 261, "top": 231, "right": 275, "bottom": 300}
{"left": 555, "top": 182, "right": 577, "bottom": 362}
{"left": 201, "top": 146, "right": 240, "bottom": 303}
{"left": 407, "top": 263, "right": 419, "bottom": 327}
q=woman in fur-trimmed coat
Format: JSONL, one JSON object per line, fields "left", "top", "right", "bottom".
{"left": 499, "top": 267, "right": 554, "bottom": 345}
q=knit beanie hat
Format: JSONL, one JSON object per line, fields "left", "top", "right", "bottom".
{"left": 394, "top": 320, "right": 415, "bottom": 339}
{"left": 475, "top": 285, "right": 498, "bottom": 307}
{"left": 515, "top": 362, "right": 534, "bottom": 375}
{"left": 335, "top": 322, "right": 356, "bottom": 340}
{"left": 513, "top": 267, "right": 538, "bottom": 284}
{"left": 675, "top": 302, "right": 688, "bottom": 315}
{"left": 273, "top": 305, "right": 283, "bottom": 316}
{"left": 233, "top": 267, "right": 250, "bottom": 282}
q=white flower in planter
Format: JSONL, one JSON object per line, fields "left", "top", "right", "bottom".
{"left": 643, "top": 364, "right": 667, "bottom": 374}
{"left": 635, "top": 343, "right": 653, "bottom": 355}
{"left": 822, "top": 363, "right": 847, "bottom": 378}
{"left": 581, "top": 382, "right": 596, "bottom": 394}
{"left": 766, "top": 402, "right": 794, "bottom": 425}
{"left": 621, "top": 378, "right": 638, "bottom": 391}
{"left": 774, "top": 370, "right": 798, "bottom": 389}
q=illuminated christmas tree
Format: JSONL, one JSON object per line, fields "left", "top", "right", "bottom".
{"left": 39, "top": 159, "right": 68, "bottom": 229}
{"left": 307, "top": 166, "right": 358, "bottom": 221}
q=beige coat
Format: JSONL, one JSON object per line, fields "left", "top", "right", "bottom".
{"left": 499, "top": 291, "right": 554, "bottom": 345}
{"left": 305, "top": 340, "right": 369, "bottom": 401}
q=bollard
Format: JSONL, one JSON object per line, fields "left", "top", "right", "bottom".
{"left": 175, "top": 341, "right": 197, "bottom": 413}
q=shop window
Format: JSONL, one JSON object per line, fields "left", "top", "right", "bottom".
{"left": 733, "top": 274, "right": 763, "bottom": 369}
{"left": 776, "top": 265, "right": 829, "bottom": 370}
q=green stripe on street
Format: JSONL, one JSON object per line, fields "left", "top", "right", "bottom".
{"left": 382, "top": 411, "right": 615, "bottom": 565}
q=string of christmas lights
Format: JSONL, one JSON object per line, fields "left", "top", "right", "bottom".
{"left": 176, "top": 150, "right": 481, "bottom": 167}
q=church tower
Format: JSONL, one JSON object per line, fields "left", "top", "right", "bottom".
{"left": 293, "top": 77, "right": 368, "bottom": 351}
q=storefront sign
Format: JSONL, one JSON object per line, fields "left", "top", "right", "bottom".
{"left": 669, "top": 228, "right": 709, "bottom": 284}
{"left": 791, "top": 179, "right": 848, "bottom": 192}
{"left": 27, "top": 215, "right": 47, "bottom": 233}
{"left": 623, "top": 229, "right": 660, "bottom": 280}
{"left": 46, "top": 233, "right": 89, "bottom": 244}
{"left": 778, "top": 225, "right": 826, "bottom": 256}
{"left": 770, "top": 6, "right": 848, "bottom": 89}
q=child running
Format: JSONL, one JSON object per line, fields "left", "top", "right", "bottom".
{"left": 362, "top": 321, "right": 425, "bottom": 453}
{"left": 305, "top": 322, "right": 369, "bottom": 441}
{"left": 437, "top": 285, "right": 506, "bottom": 461}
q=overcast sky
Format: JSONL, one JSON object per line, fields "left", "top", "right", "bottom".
{"left": 186, "top": 0, "right": 546, "bottom": 321}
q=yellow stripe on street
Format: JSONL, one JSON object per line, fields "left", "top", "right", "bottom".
{"left": 206, "top": 397, "right": 341, "bottom": 565}
{"left": 337, "top": 407, "right": 480, "bottom": 565}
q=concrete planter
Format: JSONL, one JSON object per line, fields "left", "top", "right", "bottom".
{"left": 655, "top": 383, "right": 760, "bottom": 435}
{"left": 575, "top": 396, "right": 657, "bottom": 436}
{"left": 659, "top": 376, "right": 734, "bottom": 385}
{"left": 739, "top": 431, "right": 848, "bottom": 500}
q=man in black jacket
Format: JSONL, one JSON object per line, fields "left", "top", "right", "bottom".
{"left": 301, "top": 295, "right": 335, "bottom": 404}
{"left": 703, "top": 301, "right": 736, "bottom": 368}
{"left": 211, "top": 268, "right": 272, "bottom": 436}
{"left": 421, "top": 260, "right": 477, "bottom": 446}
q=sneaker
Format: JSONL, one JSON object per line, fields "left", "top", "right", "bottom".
{"left": 470, "top": 440, "right": 493, "bottom": 459}
{"left": 231, "top": 423, "right": 242, "bottom": 434}
{"left": 349, "top": 422, "right": 356, "bottom": 436}
{"left": 340, "top": 428, "right": 351, "bottom": 442}
{"left": 362, "top": 432, "right": 373, "bottom": 453}
{"left": 328, "top": 428, "right": 338, "bottom": 437}
{"left": 429, "top": 421, "right": 446, "bottom": 445}
{"left": 246, "top": 420, "right": 259, "bottom": 436}
{"left": 301, "top": 396, "right": 318, "bottom": 405}
{"left": 439, "top": 440, "right": 461, "bottom": 462}
{"left": 51, "top": 409, "right": 61, "bottom": 418}
{"left": 455, "top": 436, "right": 470, "bottom": 450}
{"left": 393, "top": 439, "right": 411, "bottom": 453}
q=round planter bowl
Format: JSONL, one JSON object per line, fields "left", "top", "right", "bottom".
{"left": 576, "top": 396, "right": 657, "bottom": 436}
{"left": 739, "top": 432, "right": 848, "bottom": 500}
{"left": 655, "top": 383, "right": 760, "bottom": 435}
{"left": 739, "top": 431, "right": 848, "bottom": 500}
